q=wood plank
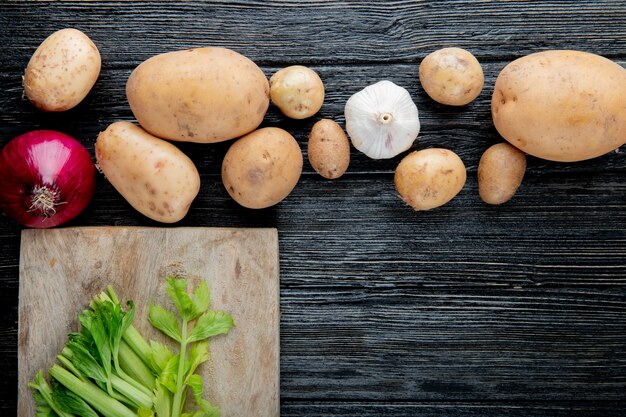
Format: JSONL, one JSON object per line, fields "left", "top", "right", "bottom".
{"left": 1, "top": 0, "right": 625, "bottom": 67}
{"left": 281, "top": 401, "right": 626, "bottom": 417}
{"left": 278, "top": 287, "right": 626, "bottom": 401}
{"left": 18, "top": 227, "right": 279, "bottom": 417}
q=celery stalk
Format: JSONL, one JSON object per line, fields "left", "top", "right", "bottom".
{"left": 122, "top": 324, "right": 153, "bottom": 367}
{"left": 57, "top": 353, "right": 86, "bottom": 381}
{"left": 28, "top": 371, "right": 74, "bottom": 417}
{"left": 171, "top": 318, "right": 189, "bottom": 417}
{"left": 119, "top": 340, "right": 156, "bottom": 390}
{"left": 110, "top": 374, "right": 153, "bottom": 410}
{"left": 50, "top": 365, "right": 137, "bottom": 417}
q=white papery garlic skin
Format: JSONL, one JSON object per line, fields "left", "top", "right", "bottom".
{"left": 344, "top": 80, "right": 420, "bottom": 159}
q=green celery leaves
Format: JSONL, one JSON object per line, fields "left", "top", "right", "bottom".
{"left": 150, "top": 277, "right": 234, "bottom": 417}
{"left": 29, "top": 275, "right": 234, "bottom": 417}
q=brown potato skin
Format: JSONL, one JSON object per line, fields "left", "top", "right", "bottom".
{"left": 95, "top": 122, "right": 200, "bottom": 223}
{"left": 270, "top": 66, "right": 325, "bottom": 119}
{"left": 127, "top": 47, "right": 269, "bottom": 143}
{"left": 419, "top": 47, "right": 484, "bottom": 106}
{"left": 492, "top": 50, "right": 626, "bottom": 162}
{"left": 222, "top": 127, "right": 303, "bottom": 209}
{"left": 478, "top": 143, "right": 526, "bottom": 205}
{"left": 394, "top": 148, "right": 466, "bottom": 211}
{"left": 23, "top": 28, "right": 101, "bottom": 112}
{"left": 308, "top": 119, "right": 350, "bottom": 179}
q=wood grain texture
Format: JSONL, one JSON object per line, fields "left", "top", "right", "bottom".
{"left": 279, "top": 288, "right": 626, "bottom": 400}
{"left": 1, "top": 0, "right": 625, "bottom": 415}
{"left": 280, "top": 401, "right": 626, "bottom": 417}
{"left": 18, "top": 227, "right": 279, "bottom": 417}
{"left": 1, "top": 0, "right": 625, "bottom": 66}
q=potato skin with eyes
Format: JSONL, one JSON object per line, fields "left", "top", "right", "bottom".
{"left": 478, "top": 143, "right": 526, "bottom": 205}
{"left": 95, "top": 122, "right": 200, "bottom": 223}
{"left": 222, "top": 127, "right": 303, "bottom": 209}
{"left": 394, "top": 148, "right": 466, "bottom": 210}
{"left": 419, "top": 47, "right": 484, "bottom": 106}
{"left": 492, "top": 50, "right": 626, "bottom": 162}
{"left": 126, "top": 47, "right": 269, "bottom": 143}
{"left": 270, "top": 66, "right": 325, "bottom": 119}
{"left": 308, "top": 119, "right": 350, "bottom": 179}
{"left": 23, "top": 28, "right": 101, "bottom": 112}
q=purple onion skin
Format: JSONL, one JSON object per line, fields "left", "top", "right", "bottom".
{"left": 0, "top": 130, "right": 96, "bottom": 228}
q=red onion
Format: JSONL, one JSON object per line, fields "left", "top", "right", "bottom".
{"left": 0, "top": 130, "right": 96, "bottom": 228}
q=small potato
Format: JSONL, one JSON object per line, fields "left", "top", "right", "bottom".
{"left": 492, "top": 50, "right": 626, "bottom": 162}
{"left": 23, "top": 28, "right": 101, "bottom": 112}
{"left": 95, "top": 121, "right": 200, "bottom": 223}
{"left": 394, "top": 148, "right": 466, "bottom": 210}
{"left": 222, "top": 127, "right": 303, "bottom": 209}
{"left": 270, "top": 66, "right": 324, "bottom": 119}
{"left": 419, "top": 47, "right": 484, "bottom": 106}
{"left": 308, "top": 119, "right": 350, "bottom": 179}
{"left": 478, "top": 143, "right": 526, "bottom": 205}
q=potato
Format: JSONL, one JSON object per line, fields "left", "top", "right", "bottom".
{"left": 394, "top": 148, "right": 466, "bottom": 210}
{"left": 419, "top": 47, "right": 483, "bottom": 106}
{"left": 308, "top": 119, "right": 350, "bottom": 179}
{"left": 23, "top": 28, "right": 101, "bottom": 112}
{"left": 270, "top": 66, "right": 324, "bottom": 119}
{"left": 95, "top": 121, "right": 200, "bottom": 223}
{"left": 478, "top": 143, "right": 526, "bottom": 205}
{"left": 222, "top": 127, "right": 302, "bottom": 209}
{"left": 492, "top": 50, "right": 626, "bottom": 162}
{"left": 126, "top": 47, "right": 269, "bottom": 143}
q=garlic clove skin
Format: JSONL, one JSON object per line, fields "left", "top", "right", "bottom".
{"left": 344, "top": 80, "right": 420, "bottom": 159}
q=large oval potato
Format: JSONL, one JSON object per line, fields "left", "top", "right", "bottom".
{"left": 127, "top": 47, "right": 269, "bottom": 143}
{"left": 23, "top": 28, "right": 101, "bottom": 112}
{"left": 95, "top": 121, "right": 200, "bottom": 223}
{"left": 222, "top": 127, "right": 302, "bottom": 209}
{"left": 492, "top": 50, "right": 626, "bottom": 162}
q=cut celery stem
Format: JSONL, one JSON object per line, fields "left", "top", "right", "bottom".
{"left": 50, "top": 365, "right": 137, "bottom": 417}
{"left": 28, "top": 372, "right": 74, "bottom": 417}
{"left": 61, "top": 343, "right": 152, "bottom": 405}
{"left": 119, "top": 339, "right": 156, "bottom": 390}
{"left": 56, "top": 354, "right": 86, "bottom": 381}
{"left": 122, "top": 325, "right": 153, "bottom": 367}
{"left": 110, "top": 373, "right": 153, "bottom": 410}
{"left": 114, "top": 359, "right": 153, "bottom": 398}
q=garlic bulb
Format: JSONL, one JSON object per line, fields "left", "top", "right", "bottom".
{"left": 344, "top": 80, "right": 420, "bottom": 159}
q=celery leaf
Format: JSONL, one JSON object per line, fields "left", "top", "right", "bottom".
{"left": 158, "top": 354, "right": 179, "bottom": 393}
{"left": 149, "top": 304, "right": 181, "bottom": 342}
{"left": 185, "top": 341, "right": 209, "bottom": 381}
{"left": 149, "top": 340, "right": 175, "bottom": 373}
{"left": 154, "top": 383, "right": 172, "bottom": 417}
{"left": 187, "top": 374, "right": 220, "bottom": 417}
{"left": 165, "top": 277, "right": 196, "bottom": 320}
{"left": 192, "top": 281, "right": 210, "bottom": 316}
{"left": 187, "top": 311, "right": 234, "bottom": 343}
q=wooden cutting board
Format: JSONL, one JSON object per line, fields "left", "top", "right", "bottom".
{"left": 18, "top": 226, "right": 280, "bottom": 417}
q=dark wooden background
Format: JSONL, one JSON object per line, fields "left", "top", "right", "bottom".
{"left": 1, "top": 1, "right": 625, "bottom": 416}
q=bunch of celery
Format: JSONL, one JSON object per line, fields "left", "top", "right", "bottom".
{"left": 29, "top": 277, "right": 235, "bottom": 417}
